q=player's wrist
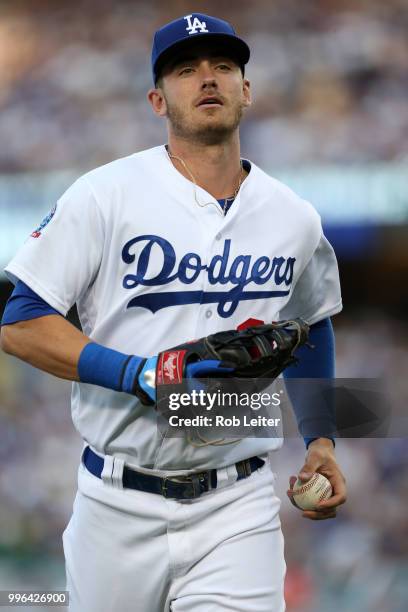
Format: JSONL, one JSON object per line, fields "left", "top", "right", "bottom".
{"left": 305, "top": 437, "right": 335, "bottom": 450}
{"left": 78, "top": 342, "right": 151, "bottom": 400}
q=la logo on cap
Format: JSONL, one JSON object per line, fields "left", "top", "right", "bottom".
{"left": 184, "top": 14, "right": 209, "bottom": 35}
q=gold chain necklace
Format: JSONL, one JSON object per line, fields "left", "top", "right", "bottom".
{"left": 167, "top": 147, "right": 244, "bottom": 216}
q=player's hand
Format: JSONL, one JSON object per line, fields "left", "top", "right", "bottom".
{"left": 137, "top": 357, "right": 233, "bottom": 404}
{"left": 286, "top": 438, "right": 347, "bottom": 520}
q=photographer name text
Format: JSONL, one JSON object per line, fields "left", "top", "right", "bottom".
{"left": 168, "top": 415, "right": 281, "bottom": 428}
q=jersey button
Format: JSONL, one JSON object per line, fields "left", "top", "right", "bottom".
{"left": 205, "top": 310, "right": 212, "bottom": 319}
{"left": 215, "top": 233, "right": 222, "bottom": 240}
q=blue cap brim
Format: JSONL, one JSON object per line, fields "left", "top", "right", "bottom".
{"left": 153, "top": 33, "right": 250, "bottom": 84}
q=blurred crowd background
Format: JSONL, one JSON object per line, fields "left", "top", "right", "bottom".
{"left": 0, "top": 1, "right": 407, "bottom": 611}
{"left": 0, "top": 0, "right": 407, "bottom": 170}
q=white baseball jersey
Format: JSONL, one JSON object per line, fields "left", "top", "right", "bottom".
{"left": 5, "top": 145, "right": 342, "bottom": 472}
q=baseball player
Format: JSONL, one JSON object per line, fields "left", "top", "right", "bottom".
{"left": 0, "top": 13, "right": 347, "bottom": 612}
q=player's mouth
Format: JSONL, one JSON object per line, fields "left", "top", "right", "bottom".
{"left": 196, "top": 96, "right": 224, "bottom": 108}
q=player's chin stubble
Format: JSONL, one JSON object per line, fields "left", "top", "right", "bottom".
{"left": 165, "top": 99, "right": 244, "bottom": 145}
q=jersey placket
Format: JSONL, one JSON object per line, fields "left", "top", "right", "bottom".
{"left": 192, "top": 188, "right": 244, "bottom": 334}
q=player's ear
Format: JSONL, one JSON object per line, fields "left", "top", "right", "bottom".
{"left": 147, "top": 88, "right": 167, "bottom": 117}
{"left": 242, "top": 78, "right": 252, "bottom": 108}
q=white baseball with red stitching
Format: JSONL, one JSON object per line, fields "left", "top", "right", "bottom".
{"left": 292, "top": 473, "right": 332, "bottom": 510}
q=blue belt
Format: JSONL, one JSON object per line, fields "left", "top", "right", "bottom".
{"left": 82, "top": 446, "right": 265, "bottom": 500}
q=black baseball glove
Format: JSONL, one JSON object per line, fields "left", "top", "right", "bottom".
{"left": 136, "top": 319, "right": 310, "bottom": 405}
{"left": 202, "top": 319, "right": 310, "bottom": 380}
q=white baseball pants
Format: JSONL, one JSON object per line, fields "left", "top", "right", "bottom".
{"left": 63, "top": 456, "right": 286, "bottom": 611}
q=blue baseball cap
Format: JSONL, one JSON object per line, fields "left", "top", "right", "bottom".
{"left": 151, "top": 13, "right": 250, "bottom": 84}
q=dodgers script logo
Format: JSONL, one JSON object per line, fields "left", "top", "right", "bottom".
{"left": 122, "top": 235, "right": 295, "bottom": 318}
{"left": 184, "top": 14, "right": 209, "bottom": 35}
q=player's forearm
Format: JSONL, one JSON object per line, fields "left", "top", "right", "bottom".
{"left": 0, "top": 315, "right": 154, "bottom": 402}
{"left": 283, "top": 318, "right": 336, "bottom": 445}
{"left": 0, "top": 315, "right": 90, "bottom": 381}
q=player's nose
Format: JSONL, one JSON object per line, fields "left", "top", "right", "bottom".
{"left": 201, "top": 78, "right": 218, "bottom": 91}
{"left": 197, "top": 62, "right": 218, "bottom": 87}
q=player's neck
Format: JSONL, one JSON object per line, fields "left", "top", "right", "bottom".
{"left": 166, "top": 134, "right": 246, "bottom": 200}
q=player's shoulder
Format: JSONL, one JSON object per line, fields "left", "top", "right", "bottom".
{"left": 79, "top": 146, "right": 163, "bottom": 185}
{"left": 61, "top": 146, "right": 165, "bottom": 211}
{"left": 248, "top": 161, "right": 320, "bottom": 224}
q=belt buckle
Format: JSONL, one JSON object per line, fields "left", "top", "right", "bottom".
{"left": 161, "top": 472, "right": 209, "bottom": 499}
{"left": 238, "top": 458, "right": 251, "bottom": 478}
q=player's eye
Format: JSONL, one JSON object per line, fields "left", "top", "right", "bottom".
{"left": 216, "top": 64, "right": 232, "bottom": 71}
{"left": 179, "top": 67, "right": 195, "bottom": 75}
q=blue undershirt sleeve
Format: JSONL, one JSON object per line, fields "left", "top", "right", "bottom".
{"left": 283, "top": 317, "right": 336, "bottom": 448}
{"left": 1, "top": 280, "right": 62, "bottom": 325}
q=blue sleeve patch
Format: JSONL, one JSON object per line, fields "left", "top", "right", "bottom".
{"left": 31, "top": 203, "right": 57, "bottom": 238}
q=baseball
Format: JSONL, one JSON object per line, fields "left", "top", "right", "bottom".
{"left": 292, "top": 473, "right": 332, "bottom": 510}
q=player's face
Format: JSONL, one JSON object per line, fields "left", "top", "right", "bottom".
{"left": 149, "top": 48, "right": 251, "bottom": 145}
